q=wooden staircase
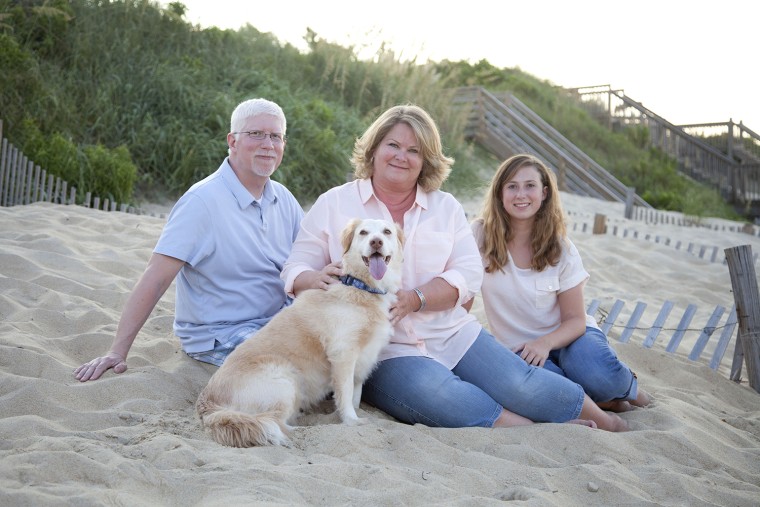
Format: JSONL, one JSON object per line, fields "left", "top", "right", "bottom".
{"left": 452, "top": 86, "right": 651, "bottom": 208}
{"left": 567, "top": 85, "right": 760, "bottom": 219}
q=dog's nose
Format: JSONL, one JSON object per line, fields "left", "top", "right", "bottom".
{"left": 370, "top": 238, "right": 383, "bottom": 250}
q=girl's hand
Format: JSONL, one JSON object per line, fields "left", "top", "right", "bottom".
{"left": 512, "top": 339, "right": 552, "bottom": 367}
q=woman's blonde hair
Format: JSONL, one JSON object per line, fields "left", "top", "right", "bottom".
{"left": 350, "top": 104, "right": 453, "bottom": 192}
{"left": 477, "top": 154, "right": 566, "bottom": 273}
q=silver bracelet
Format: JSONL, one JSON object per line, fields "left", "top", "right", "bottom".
{"left": 413, "top": 288, "right": 426, "bottom": 312}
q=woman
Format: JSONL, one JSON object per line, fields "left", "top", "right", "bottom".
{"left": 471, "top": 154, "right": 650, "bottom": 412}
{"left": 281, "top": 105, "right": 627, "bottom": 430}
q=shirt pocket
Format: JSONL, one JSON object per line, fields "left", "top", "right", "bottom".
{"left": 535, "top": 276, "right": 559, "bottom": 309}
{"left": 414, "top": 231, "right": 453, "bottom": 275}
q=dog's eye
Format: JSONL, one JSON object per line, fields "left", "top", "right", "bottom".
{"left": 383, "top": 229, "right": 392, "bottom": 235}
{"left": 358, "top": 230, "right": 368, "bottom": 236}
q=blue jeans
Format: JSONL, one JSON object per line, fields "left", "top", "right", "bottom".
{"left": 361, "top": 328, "right": 585, "bottom": 427}
{"left": 544, "top": 326, "right": 638, "bottom": 403}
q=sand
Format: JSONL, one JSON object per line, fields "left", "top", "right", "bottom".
{"left": 1, "top": 194, "right": 759, "bottom": 506}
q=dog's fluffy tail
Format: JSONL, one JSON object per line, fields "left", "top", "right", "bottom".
{"left": 197, "top": 398, "right": 290, "bottom": 447}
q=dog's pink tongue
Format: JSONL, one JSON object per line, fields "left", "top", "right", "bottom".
{"left": 369, "top": 254, "right": 387, "bottom": 280}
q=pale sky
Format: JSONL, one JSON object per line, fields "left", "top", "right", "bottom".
{"left": 168, "top": 0, "right": 759, "bottom": 131}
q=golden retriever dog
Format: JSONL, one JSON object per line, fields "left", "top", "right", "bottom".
{"left": 196, "top": 218, "right": 404, "bottom": 447}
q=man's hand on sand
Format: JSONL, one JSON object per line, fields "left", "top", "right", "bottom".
{"left": 74, "top": 352, "right": 127, "bottom": 382}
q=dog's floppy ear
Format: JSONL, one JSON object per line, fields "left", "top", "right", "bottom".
{"left": 341, "top": 218, "right": 362, "bottom": 255}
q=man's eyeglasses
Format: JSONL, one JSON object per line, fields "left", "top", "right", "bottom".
{"left": 234, "top": 130, "right": 287, "bottom": 143}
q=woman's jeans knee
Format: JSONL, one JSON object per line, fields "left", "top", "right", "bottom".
{"left": 361, "top": 355, "right": 502, "bottom": 427}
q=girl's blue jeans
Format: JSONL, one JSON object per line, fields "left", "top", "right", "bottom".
{"left": 544, "top": 326, "right": 638, "bottom": 403}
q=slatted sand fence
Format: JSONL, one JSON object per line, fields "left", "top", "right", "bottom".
{"left": 0, "top": 120, "right": 166, "bottom": 218}
{"left": 585, "top": 298, "right": 739, "bottom": 376}
{"left": 551, "top": 193, "right": 760, "bottom": 380}
{"left": 565, "top": 208, "right": 760, "bottom": 267}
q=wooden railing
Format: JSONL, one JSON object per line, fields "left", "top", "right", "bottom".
{"left": 566, "top": 85, "right": 760, "bottom": 217}
{"left": 452, "top": 86, "right": 651, "bottom": 208}
{"left": 679, "top": 120, "right": 760, "bottom": 165}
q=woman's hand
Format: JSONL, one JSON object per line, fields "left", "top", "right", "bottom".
{"left": 315, "top": 261, "right": 343, "bottom": 290}
{"left": 389, "top": 289, "right": 422, "bottom": 326}
{"left": 294, "top": 261, "right": 343, "bottom": 295}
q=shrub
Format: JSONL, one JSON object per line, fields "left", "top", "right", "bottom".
{"left": 82, "top": 144, "right": 137, "bottom": 204}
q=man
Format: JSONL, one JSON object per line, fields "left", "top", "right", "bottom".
{"left": 75, "top": 98, "right": 303, "bottom": 381}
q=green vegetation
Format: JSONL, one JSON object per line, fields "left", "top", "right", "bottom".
{"left": 0, "top": 0, "right": 741, "bottom": 219}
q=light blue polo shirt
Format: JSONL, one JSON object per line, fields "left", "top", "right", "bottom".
{"left": 154, "top": 158, "right": 303, "bottom": 353}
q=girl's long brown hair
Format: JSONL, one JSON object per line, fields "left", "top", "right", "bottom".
{"left": 477, "top": 154, "right": 566, "bottom": 273}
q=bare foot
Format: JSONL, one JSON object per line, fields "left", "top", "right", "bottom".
{"left": 630, "top": 390, "right": 651, "bottom": 407}
{"left": 597, "top": 400, "right": 633, "bottom": 413}
{"left": 566, "top": 419, "right": 597, "bottom": 428}
{"left": 601, "top": 412, "right": 629, "bottom": 432}
{"left": 579, "top": 394, "right": 630, "bottom": 432}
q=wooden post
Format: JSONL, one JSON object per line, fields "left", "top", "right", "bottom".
{"left": 0, "top": 138, "right": 8, "bottom": 206}
{"left": 607, "top": 89, "right": 612, "bottom": 130}
{"left": 731, "top": 336, "right": 744, "bottom": 381}
{"left": 8, "top": 146, "right": 18, "bottom": 205}
{"left": 624, "top": 187, "right": 635, "bottom": 219}
{"left": 557, "top": 158, "right": 567, "bottom": 192}
{"left": 725, "top": 245, "right": 760, "bottom": 393}
{"left": 39, "top": 169, "right": 47, "bottom": 203}
{"left": 32, "top": 165, "right": 41, "bottom": 203}
{"left": 52, "top": 177, "right": 61, "bottom": 204}
{"left": 592, "top": 214, "right": 606, "bottom": 234}
{"left": 24, "top": 159, "right": 33, "bottom": 204}
{"left": 46, "top": 174, "right": 54, "bottom": 202}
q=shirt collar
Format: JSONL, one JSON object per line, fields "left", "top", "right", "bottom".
{"left": 358, "top": 177, "right": 428, "bottom": 210}
{"left": 221, "top": 158, "right": 277, "bottom": 209}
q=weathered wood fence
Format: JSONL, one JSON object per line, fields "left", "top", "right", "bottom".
{"left": 567, "top": 212, "right": 760, "bottom": 266}
{"left": 629, "top": 206, "right": 759, "bottom": 235}
{"left": 586, "top": 298, "right": 737, "bottom": 373}
{"left": 586, "top": 243, "right": 760, "bottom": 392}
{"left": 0, "top": 120, "right": 163, "bottom": 217}
{"left": 570, "top": 209, "right": 759, "bottom": 237}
